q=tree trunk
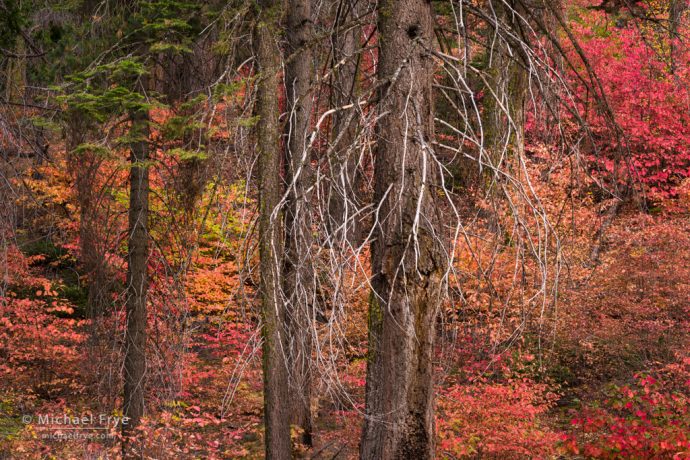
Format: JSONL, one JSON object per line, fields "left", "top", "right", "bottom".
{"left": 482, "top": 0, "right": 527, "bottom": 175}
{"left": 284, "top": 0, "right": 315, "bottom": 447}
{"left": 122, "top": 106, "right": 150, "bottom": 458}
{"left": 327, "top": 0, "right": 364, "bottom": 245}
{"left": 254, "top": 2, "right": 291, "bottom": 458}
{"left": 5, "top": 36, "right": 26, "bottom": 103}
{"left": 66, "top": 112, "right": 110, "bottom": 318}
{"left": 360, "top": 0, "right": 445, "bottom": 458}
{"left": 670, "top": 0, "right": 686, "bottom": 74}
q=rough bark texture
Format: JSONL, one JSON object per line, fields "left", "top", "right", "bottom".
{"left": 360, "top": 0, "right": 445, "bottom": 458}
{"left": 453, "top": 1, "right": 527, "bottom": 192}
{"left": 254, "top": 2, "right": 291, "bottom": 458}
{"left": 327, "top": 0, "right": 364, "bottom": 245}
{"left": 284, "top": 0, "right": 315, "bottom": 447}
{"left": 122, "top": 107, "right": 149, "bottom": 457}
{"left": 482, "top": 0, "right": 527, "bottom": 176}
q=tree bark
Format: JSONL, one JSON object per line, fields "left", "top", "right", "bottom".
{"left": 254, "top": 2, "right": 291, "bottom": 458}
{"left": 360, "top": 0, "right": 445, "bottom": 458}
{"left": 122, "top": 106, "right": 150, "bottom": 458}
{"left": 483, "top": 0, "right": 527, "bottom": 175}
{"left": 327, "top": 0, "right": 364, "bottom": 245}
{"left": 284, "top": 0, "right": 315, "bottom": 447}
{"left": 4, "top": 36, "right": 26, "bottom": 103}
{"left": 670, "top": 0, "right": 686, "bottom": 74}
{"left": 66, "top": 112, "right": 110, "bottom": 318}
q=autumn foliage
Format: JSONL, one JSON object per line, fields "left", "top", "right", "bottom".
{"left": 1, "top": 0, "right": 690, "bottom": 459}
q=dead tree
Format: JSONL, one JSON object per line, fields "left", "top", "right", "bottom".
{"left": 327, "top": 0, "right": 366, "bottom": 245}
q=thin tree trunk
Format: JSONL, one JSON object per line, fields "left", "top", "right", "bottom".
{"left": 476, "top": 1, "right": 528, "bottom": 233}
{"left": 670, "top": 0, "right": 686, "bottom": 74}
{"left": 360, "top": 0, "right": 445, "bottom": 458}
{"left": 483, "top": 0, "right": 527, "bottom": 174}
{"left": 327, "top": 0, "right": 364, "bottom": 245}
{"left": 66, "top": 112, "right": 110, "bottom": 317}
{"left": 122, "top": 106, "right": 150, "bottom": 458}
{"left": 5, "top": 36, "right": 26, "bottom": 103}
{"left": 254, "top": 1, "right": 291, "bottom": 458}
{"left": 284, "top": 0, "right": 315, "bottom": 447}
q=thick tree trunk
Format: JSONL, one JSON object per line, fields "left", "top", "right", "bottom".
{"left": 360, "top": 0, "right": 445, "bottom": 458}
{"left": 254, "top": 2, "right": 291, "bottom": 458}
{"left": 122, "top": 107, "right": 150, "bottom": 457}
{"left": 284, "top": 0, "right": 315, "bottom": 447}
{"left": 327, "top": 0, "right": 364, "bottom": 245}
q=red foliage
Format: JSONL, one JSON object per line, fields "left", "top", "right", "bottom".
{"left": 0, "top": 246, "right": 87, "bottom": 399}
{"left": 564, "top": 358, "right": 690, "bottom": 459}
{"left": 530, "top": 3, "right": 690, "bottom": 197}
{"left": 437, "top": 376, "right": 560, "bottom": 459}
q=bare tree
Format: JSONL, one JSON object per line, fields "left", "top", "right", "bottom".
{"left": 231, "top": 1, "right": 639, "bottom": 457}
{"left": 482, "top": 0, "right": 528, "bottom": 166}
{"left": 65, "top": 111, "right": 113, "bottom": 318}
{"left": 327, "top": 0, "right": 367, "bottom": 244}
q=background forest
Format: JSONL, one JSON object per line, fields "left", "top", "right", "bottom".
{"left": 0, "top": 0, "right": 689, "bottom": 458}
